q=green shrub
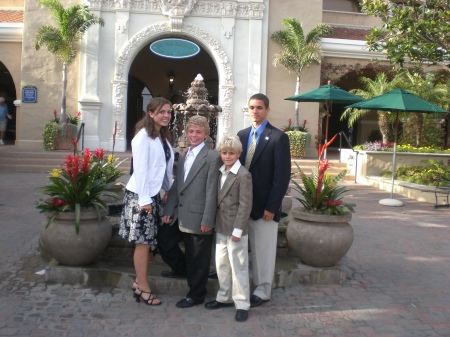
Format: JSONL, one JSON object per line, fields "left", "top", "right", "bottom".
{"left": 380, "top": 159, "right": 450, "bottom": 186}
{"left": 286, "top": 131, "right": 309, "bottom": 158}
{"left": 43, "top": 122, "right": 58, "bottom": 151}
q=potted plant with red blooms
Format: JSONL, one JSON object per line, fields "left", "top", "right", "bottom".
{"left": 286, "top": 134, "right": 356, "bottom": 267}
{"left": 42, "top": 110, "right": 80, "bottom": 151}
{"left": 90, "top": 148, "right": 127, "bottom": 205}
{"left": 36, "top": 148, "right": 119, "bottom": 266}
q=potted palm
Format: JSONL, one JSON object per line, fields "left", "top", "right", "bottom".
{"left": 36, "top": 148, "right": 119, "bottom": 266}
{"left": 287, "top": 136, "right": 356, "bottom": 267}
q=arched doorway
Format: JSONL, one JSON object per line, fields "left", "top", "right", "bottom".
{"left": 0, "top": 61, "right": 17, "bottom": 144}
{"left": 112, "top": 22, "right": 234, "bottom": 153}
{"left": 127, "top": 38, "right": 218, "bottom": 147}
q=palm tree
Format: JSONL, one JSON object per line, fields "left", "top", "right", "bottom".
{"left": 272, "top": 18, "right": 332, "bottom": 129}
{"left": 399, "top": 72, "right": 447, "bottom": 146}
{"left": 35, "top": 0, "right": 104, "bottom": 124}
{"left": 341, "top": 72, "right": 406, "bottom": 143}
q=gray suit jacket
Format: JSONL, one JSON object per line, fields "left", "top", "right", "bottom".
{"left": 164, "top": 145, "right": 221, "bottom": 234}
{"left": 216, "top": 165, "right": 253, "bottom": 236}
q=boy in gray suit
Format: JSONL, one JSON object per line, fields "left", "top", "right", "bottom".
{"left": 163, "top": 115, "right": 222, "bottom": 308}
{"left": 204, "top": 135, "right": 253, "bottom": 322}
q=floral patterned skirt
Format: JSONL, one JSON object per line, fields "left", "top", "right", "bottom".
{"left": 119, "top": 189, "right": 163, "bottom": 251}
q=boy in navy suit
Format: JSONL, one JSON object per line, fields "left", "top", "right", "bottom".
{"left": 237, "top": 93, "right": 291, "bottom": 307}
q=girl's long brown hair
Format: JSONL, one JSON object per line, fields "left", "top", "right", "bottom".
{"left": 135, "top": 97, "right": 172, "bottom": 143}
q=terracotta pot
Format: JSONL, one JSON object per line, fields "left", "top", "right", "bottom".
{"left": 40, "top": 208, "right": 111, "bottom": 266}
{"left": 286, "top": 207, "right": 353, "bottom": 267}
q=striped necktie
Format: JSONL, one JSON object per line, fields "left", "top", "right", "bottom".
{"left": 245, "top": 131, "right": 257, "bottom": 169}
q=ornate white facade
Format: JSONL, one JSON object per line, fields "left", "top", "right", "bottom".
{"left": 79, "top": 0, "right": 267, "bottom": 151}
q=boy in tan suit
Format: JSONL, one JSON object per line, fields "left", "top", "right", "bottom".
{"left": 204, "top": 136, "right": 253, "bottom": 322}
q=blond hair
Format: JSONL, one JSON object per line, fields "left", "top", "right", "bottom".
{"left": 217, "top": 135, "right": 242, "bottom": 154}
{"left": 186, "top": 115, "right": 210, "bottom": 136}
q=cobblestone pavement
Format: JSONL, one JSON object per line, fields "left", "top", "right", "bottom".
{"left": 1, "top": 172, "right": 450, "bottom": 337}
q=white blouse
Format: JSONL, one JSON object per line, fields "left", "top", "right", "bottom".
{"left": 126, "top": 128, "right": 174, "bottom": 207}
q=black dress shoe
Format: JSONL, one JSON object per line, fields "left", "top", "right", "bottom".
{"left": 176, "top": 297, "right": 203, "bottom": 308}
{"left": 204, "top": 300, "right": 234, "bottom": 310}
{"left": 235, "top": 309, "right": 248, "bottom": 322}
{"left": 249, "top": 295, "right": 269, "bottom": 308}
{"left": 161, "top": 270, "right": 186, "bottom": 278}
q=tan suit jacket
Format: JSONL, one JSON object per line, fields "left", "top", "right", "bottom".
{"left": 215, "top": 165, "right": 253, "bottom": 236}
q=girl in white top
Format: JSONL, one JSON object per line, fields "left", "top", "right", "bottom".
{"left": 119, "top": 97, "right": 174, "bottom": 306}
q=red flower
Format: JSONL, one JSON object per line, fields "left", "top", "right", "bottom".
{"left": 324, "top": 200, "right": 342, "bottom": 207}
{"left": 94, "top": 148, "right": 105, "bottom": 161}
{"left": 51, "top": 198, "right": 67, "bottom": 207}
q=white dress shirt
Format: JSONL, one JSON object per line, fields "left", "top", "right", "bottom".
{"left": 184, "top": 142, "right": 205, "bottom": 181}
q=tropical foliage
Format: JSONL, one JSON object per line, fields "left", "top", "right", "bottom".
{"left": 35, "top": 0, "right": 104, "bottom": 123}
{"left": 292, "top": 135, "right": 356, "bottom": 216}
{"left": 380, "top": 159, "right": 450, "bottom": 186}
{"left": 36, "top": 149, "right": 118, "bottom": 234}
{"left": 341, "top": 72, "right": 405, "bottom": 143}
{"left": 354, "top": 141, "right": 450, "bottom": 154}
{"left": 342, "top": 70, "right": 449, "bottom": 147}
{"left": 90, "top": 148, "right": 126, "bottom": 184}
{"left": 272, "top": 18, "right": 332, "bottom": 129}
{"left": 361, "top": 0, "right": 450, "bottom": 69}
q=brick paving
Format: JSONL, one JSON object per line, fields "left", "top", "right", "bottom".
{"left": 0, "top": 171, "right": 450, "bottom": 336}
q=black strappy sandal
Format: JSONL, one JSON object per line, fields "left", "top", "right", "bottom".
{"left": 132, "top": 280, "right": 140, "bottom": 302}
{"left": 136, "top": 289, "right": 162, "bottom": 306}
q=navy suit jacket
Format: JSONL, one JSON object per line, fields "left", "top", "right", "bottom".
{"left": 238, "top": 122, "right": 291, "bottom": 222}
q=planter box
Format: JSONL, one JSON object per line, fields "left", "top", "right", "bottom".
{"left": 355, "top": 151, "right": 450, "bottom": 182}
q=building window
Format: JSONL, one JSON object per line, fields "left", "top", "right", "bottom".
{"left": 323, "top": 0, "right": 361, "bottom": 12}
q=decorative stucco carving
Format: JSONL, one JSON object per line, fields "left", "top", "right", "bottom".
{"left": 111, "top": 81, "right": 127, "bottom": 137}
{"left": 85, "top": 0, "right": 264, "bottom": 19}
{"left": 219, "top": 85, "right": 234, "bottom": 137}
{"left": 222, "top": 18, "right": 234, "bottom": 39}
{"left": 222, "top": 2, "right": 237, "bottom": 16}
{"left": 131, "top": 0, "right": 160, "bottom": 12}
{"left": 193, "top": 1, "right": 264, "bottom": 19}
{"left": 159, "top": 0, "right": 197, "bottom": 16}
{"left": 116, "top": 12, "right": 129, "bottom": 32}
{"left": 114, "top": 22, "right": 233, "bottom": 138}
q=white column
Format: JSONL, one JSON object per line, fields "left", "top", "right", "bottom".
{"left": 217, "top": 16, "right": 236, "bottom": 141}
{"left": 111, "top": 11, "right": 130, "bottom": 152}
{"left": 247, "top": 17, "right": 263, "bottom": 97}
{"left": 79, "top": 9, "right": 102, "bottom": 149}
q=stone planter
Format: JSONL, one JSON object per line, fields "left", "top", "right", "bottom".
{"left": 55, "top": 124, "right": 78, "bottom": 151}
{"left": 101, "top": 183, "right": 125, "bottom": 206}
{"left": 286, "top": 207, "right": 354, "bottom": 267}
{"left": 40, "top": 208, "right": 112, "bottom": 266}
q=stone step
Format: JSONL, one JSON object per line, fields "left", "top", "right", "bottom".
{"left": 43, "top": 212, "right": 347, "bottom": 292}
{"left": 0, "top": 148, "right": 132, "bottom": 173}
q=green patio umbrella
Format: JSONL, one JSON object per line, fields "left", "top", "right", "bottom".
{"left": 346, "top": 88, "right": 449, "bottom": 206}
{"left": 285, "top": 81, "right": 363, "bottom": 158}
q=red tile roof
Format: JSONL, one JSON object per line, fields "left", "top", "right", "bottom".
{"left": 0, "top": 10, "right": 23, "bottom": 23}
{"left": 327, "top": 26, "right": 370, "bottom": 41}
